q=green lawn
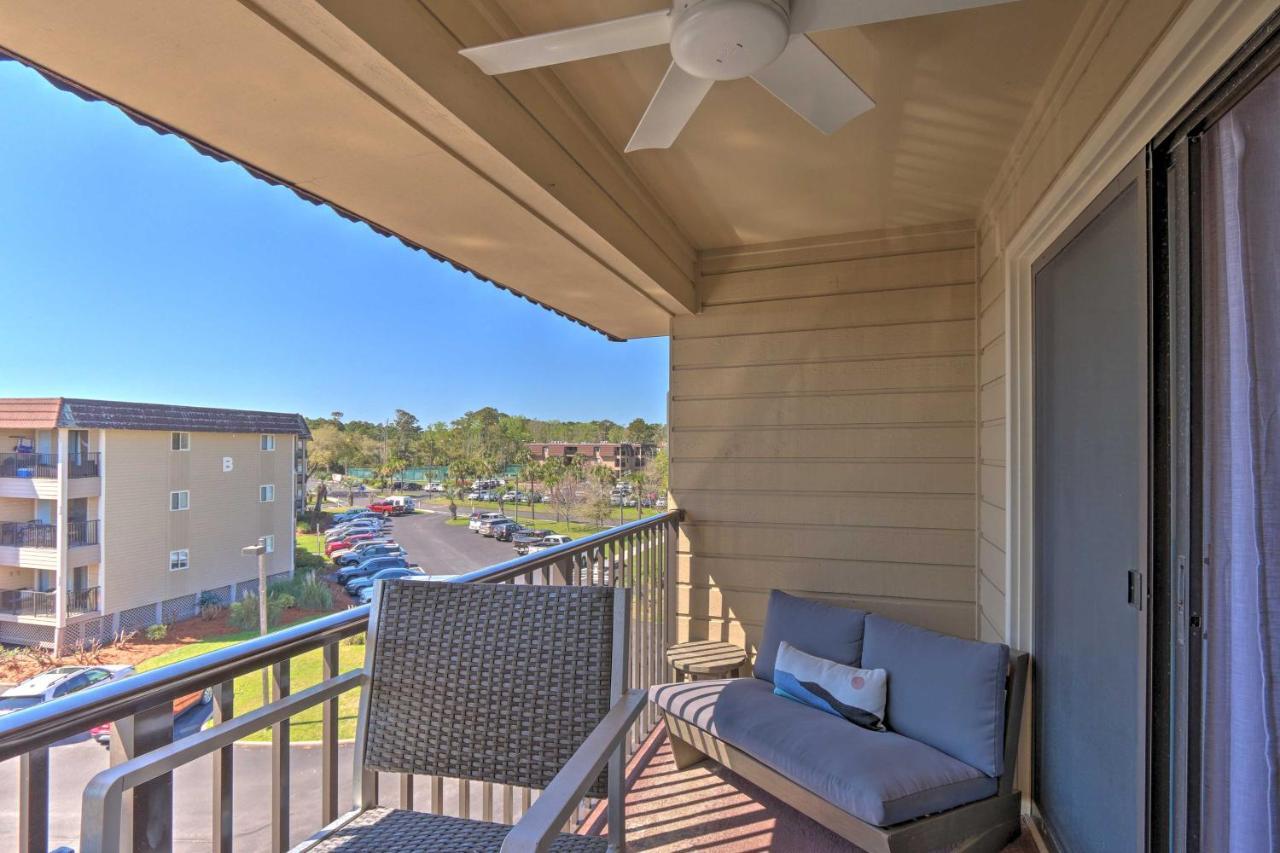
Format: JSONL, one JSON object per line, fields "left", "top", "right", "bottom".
{"left": 137, "top": 618, "right": 366, "bottom": 742}
{"left": 296, "top": 532, "right": 324, "bottom": 556}
{"left": 422, "top": 495, "right": 660, "bottom": 525}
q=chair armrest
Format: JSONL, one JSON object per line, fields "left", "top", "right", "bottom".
{"left": 79, "top": 670, "right": 363, "bottom": 853}
{"left": 501, "top": 689, "right": 647, "bottom": 853}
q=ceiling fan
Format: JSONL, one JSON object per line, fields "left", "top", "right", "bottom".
{"left": 460, "top": 0, "right": 1018, "bottom": 152}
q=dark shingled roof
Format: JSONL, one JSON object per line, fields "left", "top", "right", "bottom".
{"left": 0, "top": 398, "right": 310, "bottom": 438}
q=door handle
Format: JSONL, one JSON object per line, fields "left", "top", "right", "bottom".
{"left": 1127, "top": 570, "right": 1143, "bottom": 610}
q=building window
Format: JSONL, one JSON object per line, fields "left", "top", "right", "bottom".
{"left": 263, "top": 535, "right": 275, "bottom": 554}
{"left": 169, "top": 549, "right": 189, "bottom": 571}
{"left": 171, "top": 431, "right": 190, "bottom": 451}
{"left": 170, "top": 490, "right": 189, "bottom": 511}
{"left": 260, "top": 434, "right": 275, "bottom": 451}
{"left": 259, "top": 484, "right": 275, "bottom": 503}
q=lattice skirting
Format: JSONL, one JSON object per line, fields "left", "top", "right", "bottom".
{"left": 0, "top": 621, "right": 56, "bottom": 650}
{"left": 119, "top": 603, "right": 157, "bottom": 636}
{"left": 160, "top": 593, "right": 199, "bottom": 624}
{"left": 202, "top": 585, "right": 233, "bottom": 607}
{"left": 236, "top": 579, "right": 260, "bottom": 600}
{"left": 61, "top": 617, "right": 114, "bottom": 650}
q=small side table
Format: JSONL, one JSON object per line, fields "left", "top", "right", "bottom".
{"left": 667, "top": 640, "right": 748, "bottom": 681}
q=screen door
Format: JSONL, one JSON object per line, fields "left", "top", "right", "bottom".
{"left": 1033, "top": 156, "right": 1149, "bottom": 853}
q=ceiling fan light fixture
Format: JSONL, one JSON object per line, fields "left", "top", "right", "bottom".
{"left": 669, "top": 0, "right": 790, "bottom": 81}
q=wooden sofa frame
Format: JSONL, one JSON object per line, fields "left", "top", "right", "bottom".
{"left": 660, "top": 650, "right": 1030, "bottom": 853}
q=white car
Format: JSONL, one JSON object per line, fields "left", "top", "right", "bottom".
{"left": 469, "top": 512, "right": 505, "bottom": 533}
{"left": 527, "top": 534, "right": 574, "bottom": 554}
{"left": 0, "top": 664, "right": 134, "bottom": 717}
{"left": 325, "top": 521, "right": 384, "bottom": 541}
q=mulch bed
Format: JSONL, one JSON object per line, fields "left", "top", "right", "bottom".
{"left": 0, "top": 575, "right": 350, "bottom": 684}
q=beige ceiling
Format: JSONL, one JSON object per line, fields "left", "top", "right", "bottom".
{"left": 479, "top": 0, "right": 1087, "bottom": 249}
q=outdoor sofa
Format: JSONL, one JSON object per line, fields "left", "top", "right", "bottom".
{"left": 651, "top": 591, "right": 1029, "bottom": 853}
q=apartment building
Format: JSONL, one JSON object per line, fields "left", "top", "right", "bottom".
{"left": 527, "top": 441, "right": 657, "bottom": 472}
{"left": 0, "top": 398, "right": 309, "bottom": 652}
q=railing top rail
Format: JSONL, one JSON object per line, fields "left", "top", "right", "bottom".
{"left": 453, "top": 510, "right": 681, "bottom": 585}
{"left": 0, "top": 508, "right": 681, "bottom": 760}
{"left": 0, "top": 606, "right": 367, "bottom": 761}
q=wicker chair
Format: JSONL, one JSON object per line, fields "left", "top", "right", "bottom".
{"left": 80, "top": 581, "right": 646, "bottom": 853}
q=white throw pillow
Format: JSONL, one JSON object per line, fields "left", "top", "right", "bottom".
{"left": 772, "top": 640, "right": 888, "bottom": 731}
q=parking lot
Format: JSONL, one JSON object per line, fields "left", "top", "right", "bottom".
{"left": 379, "top": 508, "right": 519, "bottom": 575}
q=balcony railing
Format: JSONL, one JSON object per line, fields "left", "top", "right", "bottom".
{"left": 0, "top": 586, "right": 99, "bottom": 618}
{"left": 0, "top": 588, "right": 57, "bottom": 619}
{"left": 67, "top": 585, "right": 100, "bottom": 615}
{"left": 0, "top": 510, "right": 680, "bottom": 852}
{"left": 67, "top": 451, "right": 101, "bottom": 478}
{"left": 0, "top": 521, "right": 56, "bottom": 548}
{"left": 0, "top": 451, "right": 100, "bottom": 479}
{"left": 68, "top": 519, "right": 99, "bottom": 548}
{"left": 0, "top": 452, "right": 56, "bottom": 479}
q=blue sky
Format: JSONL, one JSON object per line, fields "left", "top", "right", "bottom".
{"left": 0, "top": 60, "right": 668, "bottom": 425}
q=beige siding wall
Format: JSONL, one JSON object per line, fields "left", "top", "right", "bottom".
{"left": 102, "top": 430, "right": 296, "bottom": 614}
{"left": 670, "top": 225, "right": 978, "bottom": 654}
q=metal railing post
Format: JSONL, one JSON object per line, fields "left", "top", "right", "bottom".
{"left": 211, "top": 681, "right": 234, "bottom": 853}
{"left": 321, "top": 642, "right": 339, "bottom": 824}
{"left": 271, "top": 660, "right": 291, "bottom": 852}
{"left": 110, "top": 701, "right": 174, "bottom": 851}
{"left": 18, "top": 746, "right": 48, "bottom": 853}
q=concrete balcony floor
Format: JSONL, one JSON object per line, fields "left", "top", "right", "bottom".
{"left": 582, "top": 725, "right": 1038, "bottom": 852}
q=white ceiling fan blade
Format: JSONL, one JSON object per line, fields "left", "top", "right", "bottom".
{"left": 459, "top": 10, "right": 672, "bottom": 75}
{"left": 625, "top": 63, "right": 715, "bottom": 152}
{"left": 751, "top": 36, "right": 874, "bottom": 134}
{"left": 790, "top": 0, "right": 1020, "bottom": 34}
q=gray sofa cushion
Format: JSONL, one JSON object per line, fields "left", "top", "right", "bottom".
{"left": 753, "top": 590, "right": 866, "bottom": 682}
{"left": 709, "top": 678, "right": 996, "bottom": 827}
{"left": 861, "top": 614, "right": 1010, "bottom": 777}
{"left": 650, "top": 679, "right": 732, "bottom": 738}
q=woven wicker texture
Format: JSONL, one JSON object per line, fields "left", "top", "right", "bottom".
{"left": 364, "top": 582, "right": 615, "bottom": 797}
{"left": 309, "top": 808, "right": 607, "bottom": 852}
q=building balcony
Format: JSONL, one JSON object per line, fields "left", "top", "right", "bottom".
{"left": 0, "top": 452, "right": 101, "bottom": 499}
{"left": 0, "top": 520, "right": 98, "bottom": 549}
{"left": 0, "top": 586, "right": 99, "bottom": 621}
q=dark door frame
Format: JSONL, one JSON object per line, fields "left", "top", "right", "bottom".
{"left": 1150, "top": 11, "right": 1280, "bottom": 853}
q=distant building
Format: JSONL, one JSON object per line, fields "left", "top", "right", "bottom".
{"left": 0, "top": 398, "right": 309, "bottom": 652}
{"left": 527, "top": 441, "right": 658, "bottom": 472}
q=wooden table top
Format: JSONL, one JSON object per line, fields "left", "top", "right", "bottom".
{"left": 666, "top": 640, "right": 748, "bottom": 675}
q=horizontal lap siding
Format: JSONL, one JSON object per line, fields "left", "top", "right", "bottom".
{"left": 976, "top": 225, "right": 1007, "bottom": 644}
{"left": 671, "top": 228, "right": 979, "bottom": 654}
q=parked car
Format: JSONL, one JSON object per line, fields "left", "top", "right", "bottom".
{"left": 325, "top": 520, "right": 385, "bottom": 539}
{"left": 327, "top": 536, "right": 395, "bottom": 560}
{"left": 357, "top": 573, "right": 457, "bottom": 603}
{"left": 493, "top": 521, "right": 530, "bottom": 542}
{"left": 526, "top": 534, "right": 574, "bottom": 554}
{"left": 325, "top": 531, "right": 385, "bottom": 556}
{"left": 478, "top": 516, "right": 513, "bottom": 537}
{"left": 512, "top": 530, "right": 556, "bottom": 555}
{"left": 344, "top": 566, "right": 425, "bottom": 595}
{"left": 368, "top": 496, "right": 415, "bottom": 516}
{"left": 0, "top": 665, "right": 134, "bottom": 717}
{"left": 469, "top": 511, "right": 506, "bottom": 533}
{"left": 89, "top": 686, "right": 213, "bottom": 746}
{"left": 335, "top": 555, "right": 413, "bottom": 585}
{"left": 333, "top": 543, "right": 405, "bottom": 566}
{"left": 332, "top": 510, "right": 378, "bottom": 523}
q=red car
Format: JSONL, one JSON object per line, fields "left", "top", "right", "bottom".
{"left": 367, "top": 498, "right": 413, "bottom": 517}
{"left": 324, "top": 531, "right": 381, "bottom": 556}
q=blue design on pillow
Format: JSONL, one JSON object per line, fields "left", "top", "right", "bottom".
{"left": 772, "top": 640, "right": 887, "bottom": 731}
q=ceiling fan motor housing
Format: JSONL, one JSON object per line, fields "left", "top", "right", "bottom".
{"left": 670, "top": 0, "right": 790, "bottom": 80}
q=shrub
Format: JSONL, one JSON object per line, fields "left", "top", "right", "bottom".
{"left": 295, "top": 547, "right": 326, "bottom": 572}
{"left": 144, "top": 624, "right": 168, "bottom": 641}
{"left": 341, "top": 631, "right": 366, "bottom": 646}
{"left": 273, "top": 592, "right": 297, "bottom": 610}
{"left": 295, "top": 574, "right": 333, "bottom": 611}
{"left": 229, "top": 591, "right": 284, "bottom": 630}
